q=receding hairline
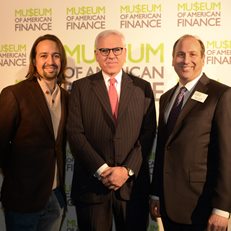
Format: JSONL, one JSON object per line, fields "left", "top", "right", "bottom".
{"left": 94, "top": 29, "right": 126, "bottom": 48}
{"left": 172, "top": 34, "right": 205, "bottom": 57}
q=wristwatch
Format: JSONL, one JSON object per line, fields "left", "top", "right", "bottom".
{"left": 124, "top": 166, "right": 134, "bottom": 177}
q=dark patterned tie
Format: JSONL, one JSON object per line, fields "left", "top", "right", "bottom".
{"left": 166, "top": 87, "right": 187, "bottom": 136}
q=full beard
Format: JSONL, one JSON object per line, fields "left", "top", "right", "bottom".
{"left": 42, "top": 69, "right": 58, "bottom": 81}
{"left": 42, "top": 63, "right": 59, "bottom": 81}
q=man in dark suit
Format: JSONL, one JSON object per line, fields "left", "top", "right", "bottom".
{"left": 0, "top": 34, "right": 68, "bottom": 231}
{"left": 150, "top": 34, "right": 231, "bottom": 231}
{"left": 67, "top": 29, "right": 156, "bottom": 231}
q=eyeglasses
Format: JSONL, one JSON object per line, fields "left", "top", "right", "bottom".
{"left": 97, "top": 47, "right": 124, "bottom": 56}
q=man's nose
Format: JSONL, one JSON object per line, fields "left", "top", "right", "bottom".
{"left": 46, "top": 55, "right": 55, "bottom": 64}
{"left": 107, "top": 49, "right": 116, "bottom": 58}
{"left": 183, "top": 54, "right": 190, "bottom": 63}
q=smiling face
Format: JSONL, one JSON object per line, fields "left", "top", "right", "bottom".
{"left": 34, "top": 39, "right": 61, "bottom": 82}
{"left": 95, "top": 33, "right": 126, "bottom": 78}
{"left": 172, "top": 36, "right": 205, "bottom": 85}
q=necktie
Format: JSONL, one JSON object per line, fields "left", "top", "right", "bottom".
{"left": 166, "top": 87, "right": 187, "bottom": 136}
{"left": 108, "top": 78, "right": 118, "bottom": 120}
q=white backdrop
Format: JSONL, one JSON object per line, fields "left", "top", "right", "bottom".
{"left": 0, "top": 0, "right": 231, "bottom": 230}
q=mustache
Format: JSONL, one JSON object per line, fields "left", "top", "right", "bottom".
{"left": 42, "top": 63, "right": 58, "bottom": 69}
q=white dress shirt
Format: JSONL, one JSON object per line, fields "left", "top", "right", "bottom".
{"left": 94, "top": 70, "right": 123, "bottom": 179}
{"left": 38, "top": 77, "right": 61, "bottom": 190}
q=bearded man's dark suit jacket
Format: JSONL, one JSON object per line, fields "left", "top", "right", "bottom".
{"left": 0, "top": 78, "right": 68, "bottom": 212}
{"left": 67, "top": 70, "right": 156, "bottom": 226}
{"left": 151, "top": 73, "right": 231, "bottom": 225}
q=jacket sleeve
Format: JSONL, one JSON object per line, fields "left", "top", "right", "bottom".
{"left": 0, "top": 87, "right": 19, "bottom": 169}
{"left": 212, "top": 87, "right": 231, "bottom": 212}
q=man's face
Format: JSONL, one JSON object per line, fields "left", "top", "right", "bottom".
{"left": 95, "top": 34, "right": 126, "bottom": 77}
{"left": 34, "top": 39, "right": 61, "bottom": 81}
{"left": 172, "top": 36, "right": 205, "bottom": 85}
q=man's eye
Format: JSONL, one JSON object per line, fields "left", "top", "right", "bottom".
{"left": 177, "top": 53, "right": 184, "bottom": 57}
{"left": 101, "top": 49, "right": 109, "bottom": 53}
{"left": 54, "top": 54, "right": 61, "bottom": 58}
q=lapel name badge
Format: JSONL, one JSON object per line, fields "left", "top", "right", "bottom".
{"left": 191, "top": 91, "right": 208, "bottom": 103}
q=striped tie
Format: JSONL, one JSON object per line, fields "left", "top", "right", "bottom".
{"left": 166, "top": 87, "right": 187, "bottom": 136}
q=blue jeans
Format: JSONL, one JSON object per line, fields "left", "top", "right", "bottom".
{"left": 4, "top": 188, "right": 65, "bottom": 231}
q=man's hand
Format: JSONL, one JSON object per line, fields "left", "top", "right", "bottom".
{"left": 207, "top": 213, "right": 229, "bottom": 231}
{"left": 149, "top": 198, "right": 161, "bottom": 221}
{"left": 100, "top": 166, "right": 129, "bottom": 191}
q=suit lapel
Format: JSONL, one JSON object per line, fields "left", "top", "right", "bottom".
{"left": 56, "top": 88, "right": 67, "bottom": 143}
{"left": 158, "top": 85, "right": 177, "bottom": 140}
{"left": 117, "top": 72, "right": 133, "bottom": 121}
{"left": 27, "top": 79, "right": 54, "bottom": 137}
{"left": 161, "top": 85, "right": 178, "bottom": 117}
{"left": 168, "top": 74, "right": 209, "bottom": 141}
{"left": 91, "top": 71, "right": 134, "bottom": 124}
{"left": 91, "top": 72, "right": 114, "bottom": 121}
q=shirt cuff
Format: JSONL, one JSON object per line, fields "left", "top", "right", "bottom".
{"left": 94, "top": 163, "right": 109, "bottom": 180}
{"left": 212, "top": 208, "right": 230, "bottom": 218}
{"left": 150, "top": 195, "right": 159, "bottom": 200}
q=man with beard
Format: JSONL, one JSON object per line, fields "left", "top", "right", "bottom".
{"left": 0, "top": 34, "right": 68, "bottom": 231}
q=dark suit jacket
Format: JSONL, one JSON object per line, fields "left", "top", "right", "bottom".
{"left": 67, "top": 70, "right": 156, "bottom": 204}
{"left": 0, "top": 78, "right": 68, "bottom": 212}
{"left": 151, "top": 73, "right": 231, "bottom": 224}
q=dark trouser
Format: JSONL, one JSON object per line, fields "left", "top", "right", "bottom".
{"left": 162, "top": 215, "right": 207, "bottom": 231}
{"left": 75, "top": 192, "right": 149, "bottom": 231}
{"left": 4, "top": 188, "right": 65, "bottom": 231}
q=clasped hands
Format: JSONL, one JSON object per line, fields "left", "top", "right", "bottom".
{"left": 100, "top": 166, "right": 129, "bottom": 191}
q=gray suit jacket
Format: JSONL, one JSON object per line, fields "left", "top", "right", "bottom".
{"left": 67, "top": 70, "right": 156, "bottom": 203}
{"left": 151, "top": 73, "right": 231, "bottom": 224}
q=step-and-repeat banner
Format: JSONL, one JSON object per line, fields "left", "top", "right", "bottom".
{"left": 0, "top": 0, "right": 230, "bottom": 230}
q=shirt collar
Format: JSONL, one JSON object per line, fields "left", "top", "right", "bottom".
{"left": 179, "top": 72, "right": 203, "bottom": 92}
{"left": 102, "top": 70, "right": 123, "bottom": 85}
{"left": 37, "top": 77, "right": 59, "bottom": 96}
